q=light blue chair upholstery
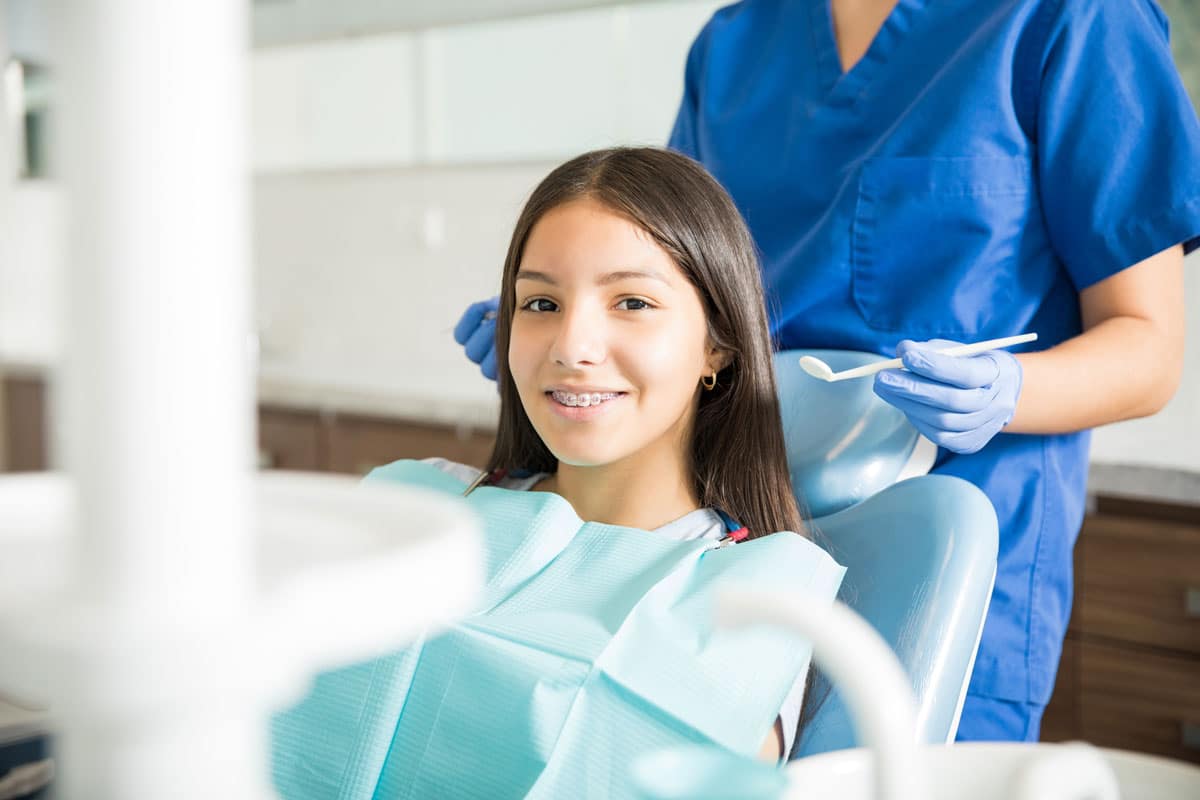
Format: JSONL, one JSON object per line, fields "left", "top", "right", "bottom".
{"left": 776, "top": 350, "right": 939, "bottom": 518}
{"left": 773, "top": 351, "right": 999, "bottom": 758}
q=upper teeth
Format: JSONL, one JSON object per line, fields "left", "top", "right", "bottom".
{"left": 552, "top": 390, "right": 620, "bottom": 407}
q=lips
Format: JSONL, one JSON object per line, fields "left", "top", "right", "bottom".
{"left": 548, "top": 389, "right": 624, "bottom": 407}
{"left": 543, "top": 388, "right": 627, "bottom": 420}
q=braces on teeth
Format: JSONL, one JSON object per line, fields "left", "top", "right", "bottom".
{"left": 552, "top": 391, "right": 621, "bottom": 407}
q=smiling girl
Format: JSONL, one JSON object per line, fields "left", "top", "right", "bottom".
{"left": 272, "top": 148, "right": 843, "bottom": 798}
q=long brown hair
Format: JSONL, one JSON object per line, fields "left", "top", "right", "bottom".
{"left": 486, "top": 147, "right": 806, "bottom": 540}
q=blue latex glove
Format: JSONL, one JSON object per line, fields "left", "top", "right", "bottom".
{"left": 454, "top": 296, "right": 500, "bottom": 381}
{"left": 873, "top": 339, "right": 1024, "bottom": 455}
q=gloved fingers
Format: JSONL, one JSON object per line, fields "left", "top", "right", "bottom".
{"left": 480, "top": 348, "right": 498, "bottom": 381}
{"left": 897, "top": 340, "right": 1002, "bottom": 390}
{"left": 454, "top": 297, "right": 500, "bottom": 346}
{"left": 880, "top": 390, "right": 1002, "bottom": 433}
{"left": 900, "top": 412, "right": 1003, "bottom": 455}
{"left": 930, "top": 422, "right": 1005, "bottom": 455}
{"left": 874, "top": 369, "right": 999, "bottom": 414}
{"left": 464, "top": 318, "right": 498, "bottom": 364}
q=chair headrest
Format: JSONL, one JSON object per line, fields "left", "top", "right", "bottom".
{"left": 774, "top": 350, "right": 935, "bottom": 518}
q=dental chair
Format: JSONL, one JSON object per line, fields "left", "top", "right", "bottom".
{"left": 774, "top": 350, "right": 999, "bottom": 759}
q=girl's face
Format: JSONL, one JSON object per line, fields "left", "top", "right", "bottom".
{"left": 509, "top": 198, "right": 720, "bottom": 470}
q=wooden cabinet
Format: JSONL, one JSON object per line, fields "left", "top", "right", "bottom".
{"left": 1042, "top": 500, "right": 1200, "bottom": 763}
{"left": 0, "top": 375, "right": 48, "bottom": 472}
{"left": 257, "top": 408, "right": 495, "bottom": 476}
{"left": 326, "top": 414, "right": 494, "bottom": 476}
{"left": 258, "top": 407, "right": 326, "bottom": 471}
{"left": 1075, "top": 510, "right": 1200, "bottom": 656}
{"left": 2, "top": 375, "right": 496, "bottom": 477}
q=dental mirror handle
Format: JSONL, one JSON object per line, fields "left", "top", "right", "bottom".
{"left": 830, "top": 332, "right": 1038, "bottom": 382}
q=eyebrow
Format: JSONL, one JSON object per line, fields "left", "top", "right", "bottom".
{"left": 514, "top": 269, "right": 671, "bottom": 286}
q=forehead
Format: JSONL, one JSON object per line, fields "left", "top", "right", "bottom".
{"left": 520, "top": 198, "right": 682, "bottom": 281}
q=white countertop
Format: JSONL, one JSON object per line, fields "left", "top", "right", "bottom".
{"left": 257, "top": 363, "right": 499, "bottom": 428}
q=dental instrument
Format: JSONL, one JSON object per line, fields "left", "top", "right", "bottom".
{"left": 798, "top": 333, "right": 1038, "bottom": 382}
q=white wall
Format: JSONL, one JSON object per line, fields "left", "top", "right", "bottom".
{"left": 1089, "top": 257, "right": 1200, "bottom": 472}
{"left": 0, "top": 182, "right": 62, "bottom": 366}
{"left": 253, "top": 163, "right": 547, "bottom": 423}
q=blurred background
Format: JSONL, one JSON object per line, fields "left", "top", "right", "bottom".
{"left": 0, "top": 0, "right": 1198, "bottom": 785}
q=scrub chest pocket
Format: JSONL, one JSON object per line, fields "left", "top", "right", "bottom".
{"left": 851, "top": 156, "right": 1036, "bottom": 340}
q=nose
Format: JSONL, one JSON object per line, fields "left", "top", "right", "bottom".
{"left": 549, "top": 303, "right": 606, "bottom": 369}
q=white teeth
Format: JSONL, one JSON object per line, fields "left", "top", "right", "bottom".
{"left": 551, "top": 390, "right": 620, "bottom": 408}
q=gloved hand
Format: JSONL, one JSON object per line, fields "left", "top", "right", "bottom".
{"left": 873, "top": 338, "right": 1024, "bottom": 455}
{"left": 454, "top": 296, "right": 500, "bottom": 381}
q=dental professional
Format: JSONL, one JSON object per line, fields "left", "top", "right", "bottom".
{"left": 455, "top": 0, "right": 1200, "bottom": 744}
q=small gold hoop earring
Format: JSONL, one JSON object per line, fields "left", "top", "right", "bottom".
{"left": 701, "top": 371, "right": 717, "bottom": 391}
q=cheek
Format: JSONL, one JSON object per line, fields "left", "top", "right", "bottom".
{"left": 507, "top": 331, "right": 532, "bottom": 380}
{"left": 507, "top": 324, "right": 545, "bottom": 393}
{"left": 621, "top": 322, "right": 708, "bottom": 400}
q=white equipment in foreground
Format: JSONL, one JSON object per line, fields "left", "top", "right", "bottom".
{"left": 0, "top": 2, "right": 483, "bottom": 798}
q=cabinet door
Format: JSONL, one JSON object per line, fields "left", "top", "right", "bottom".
{"left": 326, "top": 414, "right": 495, "bottom": 476}
{"left": 1040, "top": 635, "right": 1081, "bottom": 742}
{"left": 258, "top": 407, "right": 324, "bottom": 470}
{"left": 252, "top": 35, "right": 419, "bottom": 171}
{"left": 422, "top": 8, "right": 623, "bottom": 163}
{"left": 0, "top": 375, "right": 48, "bottom": 472}
{"left": 1076, "top": 513, "right": 1200, "bottom": 657}
{"left": 1078, "top": 638, "right": 1200, "bottom": 764}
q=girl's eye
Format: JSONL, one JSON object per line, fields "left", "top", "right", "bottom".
{"left": 616, "top": 298, "right": 653, "bottom": 311}
{"left": 519, "top": 298, "right": 558, "bottom": 313}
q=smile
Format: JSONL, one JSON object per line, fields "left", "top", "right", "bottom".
{"left": 549, "top": 390, "right": 624, "bottom": 407}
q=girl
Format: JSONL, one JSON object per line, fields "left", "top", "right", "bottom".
{"left": 272, "top": 147, "right": 843, "bottom": 798}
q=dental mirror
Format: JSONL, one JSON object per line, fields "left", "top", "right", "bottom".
{"left": 799, "top": 333, "right": 1038, "bottom": 383}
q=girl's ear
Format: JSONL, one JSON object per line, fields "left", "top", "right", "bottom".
{"left": 707, "top": 347, "right": 735, "bottom": 374}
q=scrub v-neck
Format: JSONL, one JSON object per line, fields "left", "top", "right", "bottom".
{"left": 808, "top": 0, "right": 925, "bottom": 104}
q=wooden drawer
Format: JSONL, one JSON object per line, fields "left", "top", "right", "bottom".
{"left": 0, "top": 375, "right": 48, "bottom": 472}
{"left": 1077, "top": 638, "right": 1200, "bottom": 764}
{"left": 258, "top": 407, "right": 324, "bottom": 471}
{"left": 1076, "top": 513, "right": 1200, "bottom": 656}
{"left": 1040, "top": 635, "right": 1081, "bottom": 742}
{"left": 326, "top": 415, "right": 495, "bottom": 476}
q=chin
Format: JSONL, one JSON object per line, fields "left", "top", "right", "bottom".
{"left": 541, "top": 436, "right": 625, "bottom": 469}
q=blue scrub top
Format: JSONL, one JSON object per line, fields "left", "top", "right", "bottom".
{"left": 670, "top": 0, "right": 1200, "bottom": 707}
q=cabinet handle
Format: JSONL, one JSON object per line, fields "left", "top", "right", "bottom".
{"left": 1183, "top": 721, "right": 1200, "bottom": 751}
{"left": 1186, "top": 587, "right": 1200, "bottom": 619}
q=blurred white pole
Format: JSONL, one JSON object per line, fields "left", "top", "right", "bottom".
{"left": 0, "top": 3, "right": 11, "bottom": 225}
{"left": 0, "top": 0, "right": 12, "bottom": 470}
{"left": 48, "top": 0, "right": 266, "bottom": 797}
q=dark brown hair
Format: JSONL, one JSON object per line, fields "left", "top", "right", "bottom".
{"left": 486, "top": 147, "right": 806, "bottom": 541}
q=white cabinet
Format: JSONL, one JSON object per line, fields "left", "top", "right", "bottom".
{"left": 250, "top": 1, "right": 723, "bottom": 171}
{"left": 423, "top": 8, "right": 624, "bottom": 163}
{"left": 253, "top": 35, "right": 420, "bottom": 172}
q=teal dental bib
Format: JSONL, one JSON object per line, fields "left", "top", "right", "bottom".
{"left": 271, "top": 460, "right": 844, "bottom": 798}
